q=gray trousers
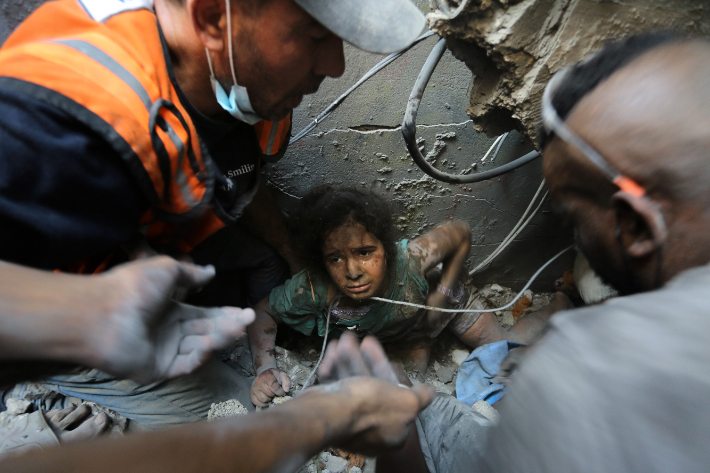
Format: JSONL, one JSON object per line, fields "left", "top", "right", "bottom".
{"left": 416, "top": 393, "right": 494, "bottom": 473}
{"left": 7, "top": 360, "right": 253, "bottom": 430}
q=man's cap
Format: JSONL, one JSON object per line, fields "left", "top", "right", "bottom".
{"left": 294, "top": 0, "right": 426, "bottom": 54}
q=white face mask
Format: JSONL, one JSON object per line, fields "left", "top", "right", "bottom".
{"left": 205, "top": 0, "right": 262, "bottom": 125}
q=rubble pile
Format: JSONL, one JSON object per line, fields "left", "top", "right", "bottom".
{"left": 207, "top": 400, "right": 248, "bottom": 421}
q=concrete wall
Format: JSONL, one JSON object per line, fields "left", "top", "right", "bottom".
{"left": 268, "top": 0, "right": 573, "bottom": 290}
{"left": 0, "top": 0, "right": 44, "bottom": 45}
{"left": 0, "top": 0, "right": 574, "bottom": 290}
{"left": 428, "top": 0, "right": 710, "bottom": 141}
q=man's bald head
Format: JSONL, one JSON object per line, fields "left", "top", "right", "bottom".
{"left": 571, "top": 38, "right": 710, "bottom": 206}
{"left": 543, "top": 34, "right": 710, "bottom": 206}
{"left": 542, "top": 34, "right": 710, "bottom": 294}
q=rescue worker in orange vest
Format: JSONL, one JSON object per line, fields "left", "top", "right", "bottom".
{"left": 0, "top": 0, "right": 425, "bottom": 431}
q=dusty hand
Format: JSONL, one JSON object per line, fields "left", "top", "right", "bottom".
{"left": 251, "top": 368, "right": 291, "bottom": 407}
{"left": 318, "top": 332, "right": 401, "bottom": 383}
{"left": 312, "top": 332, "right": 434, "bottom": 455}
{"left": 492, "top": 345, "right": 530, "bottom": 387}
{"left": 90, "top": 257, "right": 255, "bottom": 383}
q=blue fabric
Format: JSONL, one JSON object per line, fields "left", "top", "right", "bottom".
{"left": 456, "top": 341, "right": 524, "bottom": 406}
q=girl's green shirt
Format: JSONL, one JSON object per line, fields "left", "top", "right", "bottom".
{"left": 268, "top": 240, "right": 430, "bottom": 342}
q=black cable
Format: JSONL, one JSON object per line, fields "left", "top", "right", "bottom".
{"left": 401, "top": 38, "right": 540, "bottom": 184}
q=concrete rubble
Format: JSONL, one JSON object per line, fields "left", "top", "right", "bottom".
{"left": 427, "top": 0, "right": 710, "bottom": 142}
{"left": 207, "top": 400, "right": 248, "bottom": 421}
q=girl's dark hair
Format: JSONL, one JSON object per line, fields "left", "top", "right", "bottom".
{"left": 289, "top": 185, "right": 397, "bottom": 278}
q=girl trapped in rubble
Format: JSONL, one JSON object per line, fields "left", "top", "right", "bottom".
{"left": 248, "top": 186, "right": 485, "bottom": 406}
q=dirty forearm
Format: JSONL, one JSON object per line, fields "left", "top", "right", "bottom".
{"left": 249, "top": 299, "right": 279, "bottom": 374}
{"left": 437, "top": 221, "right": 472, "bottom": 292}
{"left": 241, "top": 178, "right": 304, "bottom": 274}
{"left": 0, "top": 261, "right": 109, "bottom": 365}
{"left": 4, "top": 391, "right": 356, "bottom": 473}
{"left": 414, "top": 221, "right": 472, "bottom": 326}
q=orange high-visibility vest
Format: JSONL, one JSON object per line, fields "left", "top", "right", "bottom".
{"left": 0, "top": 0, "right": 291, "bottom": 263}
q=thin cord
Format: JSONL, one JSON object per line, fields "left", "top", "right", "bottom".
{"left": 225, "top": 0, "right": 238, "bottom": 85}
{"left": 480, "top": 134, "right": 504, "bottom": 162}
{"left": 290, "top": 31, "right": 436, "bottom": 144}
{"left": 489, "top": 132, "right": 509, "bottom": 162}
{"left": 302, "top": 295, "right": 341, "bottom": 389}
{"left": 469, "top": 180, "right": 547, "bottom": 275}
{"left": 372, "top": 245, "right": 574, "bottom": 313}
{"left": 470, "top": 190, "right": 549, "bottom": 275}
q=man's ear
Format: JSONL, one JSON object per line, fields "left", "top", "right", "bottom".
{"left": 612, "top": 191, "right": 667, "bottom": 258}
{"left": 190, "top": 0, "right": 227, "bottom": 52}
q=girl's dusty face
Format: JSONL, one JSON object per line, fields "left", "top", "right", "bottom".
{"left": 323, "top": 221, "right": 388, "bottom": 301}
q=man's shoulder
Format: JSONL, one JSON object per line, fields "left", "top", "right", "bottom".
{"left": 482, "top": 265, "right": 710, "bottom": 473}
{"left": 552, "top": 262, "right": 710, "bottom": 342}
{"left": 523, "top": 262, "right": 710, "bottom": 406}
{"left": 0, "top": 85, "right": 101, "bottom": 150}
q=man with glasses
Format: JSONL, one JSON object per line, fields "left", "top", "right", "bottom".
{"left": 376, "top": 33, "right": 710, "bottom": 473}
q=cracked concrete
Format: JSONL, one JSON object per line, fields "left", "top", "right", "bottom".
{"left": 427, "top": 0, "right": 710, "bottom": 142}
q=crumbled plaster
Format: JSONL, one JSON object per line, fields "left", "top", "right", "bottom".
{"left": 427, "top": 0, "right": 710, "bottom": 142}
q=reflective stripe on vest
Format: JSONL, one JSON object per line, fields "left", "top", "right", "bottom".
{"left": 0, "top": 0, "right": 211, "bottom": 220}
{"left": 255, "top": 114, "right": 291, "bottom": 156}
{"left": 52, "top": 39, "right": 199, "bottom": 209}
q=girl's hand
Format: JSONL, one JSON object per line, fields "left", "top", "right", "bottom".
{"left": 424, "top": 289, "right": 450, "bottom": 328}
{"left": 251, "top": 368, "right": 291, "bottom": 407}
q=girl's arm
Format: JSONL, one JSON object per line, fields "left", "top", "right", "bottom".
{"left": 248, "top": 298, "right": 291, "bottom": 406}
{"left": 408, "top": 221, "right": 472, "bottom": 326}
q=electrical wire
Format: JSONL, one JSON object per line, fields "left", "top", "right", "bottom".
{"left": 472, "top": 190, "right": 548, "bottom": 274}
{"left": 302, "top": 295, "right": 341, "bottom": 389}
{"left": 480, "top": 134, "right": 504, "bottom": 162}
{"left": 489, "top": 132, "right": 509, "bottom": 162}
{"left": 289, "top": 31, "right": 436, "bottom": 145}
{"left": 433, "top": 0, "right": 473, "bottom": 19}
{"left": 469, "top": 179, "right": 547, "bottom": 275}
{"left": 402, "top": 38, "right": 540, "bottom": 184}
{"left": 372, "top": 245, "right": 574, "bottom": 313}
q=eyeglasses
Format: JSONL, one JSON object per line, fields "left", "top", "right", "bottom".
{"left": 541, "top": 67, "right": 646, "bottom": 198}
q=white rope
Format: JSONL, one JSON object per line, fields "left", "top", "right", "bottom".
{"left": 480, "top": 134, "right": 504, "bottom": 162}
{"left": 372, "top": 245, "right": 573, "bottom": 313}
{"left": 469, "top": 179, "right": 547, "bottom": 275}
{"left": 471, "top": 190, "right": 548, "bottom": 274}
{"left": 302, "top": 295, "right": 340, "bottom": 389}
